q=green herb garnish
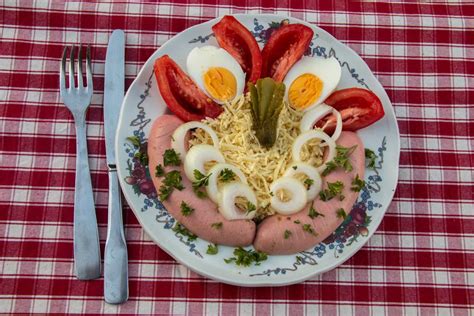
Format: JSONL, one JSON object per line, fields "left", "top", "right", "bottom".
{"left": 319, "top": 180, "right": 344, "bottom": 201}
{"left": 206, "top": 244, "right": 218, "bottom": 255}
{"left": 302, "top": 224, "right": 317, "bottom": 236}
{"left": 246, "top": 201, "right": 256, "bottom": 214}
{"left": 336, "top": 208, "right": 347, "bottom": 219}
{"left": 218, "top": 168, "right": 236, "bottom": 182}
{"left": 211, "top": 222, "right": 223, "bottom": 229}
{"left": 163, "top": 170, "right": 184, "bottom": 190}
{"left": 172, "top": 222, "right": 197, "bottom": 241}
{"left": 192, "top": 169, "right": 211, "bottom": 198}
{"left": 292, "top": 165, "right": 298, "bottom": 170}
{"left": 308, "top": 202, "right": 324, "bottom": 219}
{"left": 126, "top": 136, "right": 141, "bottom": 148}
{"left": 322, "top": 145, "right": 357, "bottom": 176}
{"left": 134, "top": 151, "right": 148, "bottom": 165}
{"left": 180, "top": 201, "right": 194, "bottom": 216}
{"left": 159, "top": 185, "right": 173, "bottom": 201}
{"left": 351, "top": 174, "right": 365, "bottom": 192}
{"left": 284, "top": 230, "right": 292, "bottom": 239}
{"left": 155, "top": 164, "right": 165, "bottom": 177}
{"left": 304, "top": 178, "right": 314, "bottom": 189}
{"left": 163, "top": 148, "right": 181, "bottom": 166}
{"left": 294, "top": 220, "right": 301, "bottom": 224}
{"left": 224, "top": 247, "right": 268, "bottom": 266}
{"left": 365, "top": 148, "right": 377, "bottom": 169}
{"left": 248, "top": 78, "right": 285, "bottom": 148}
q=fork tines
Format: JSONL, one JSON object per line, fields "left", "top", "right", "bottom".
{"left": 60, "top": 45, "right": 93, "bottom": 91}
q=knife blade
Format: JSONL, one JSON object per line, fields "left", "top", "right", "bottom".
{"left": 103, "top": 29, "right": 128, "bottom": 304}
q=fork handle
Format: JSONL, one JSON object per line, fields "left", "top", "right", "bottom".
{"left": 73, "top": 115, "right": 101, "bottom": 280}
{"left": 104, "top": 169, "right": 129, "bottom": 304}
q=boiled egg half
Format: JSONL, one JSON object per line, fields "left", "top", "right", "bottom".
{"left": 283, "top": 56, "right": 341, "bottom": 111}
{"left": 186, "top": 46, "right": 245, "bottom": 104}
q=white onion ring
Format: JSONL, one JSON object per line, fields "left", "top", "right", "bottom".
{"left": 283, "top": 162, "right": 322, "bottom": 201}
{"left": 300, "top": 103, "right": 343, "bottom": 141}
{"left": 270, "top": 177, "right": 308, "bottom": 215}
{"left": 219, "top": 182, "right": 257, "bottom": 220}
{"left": 292, "top": 129, "right": 336, "bottom": 173}
{"left": 171, "top": 121, "right": 219, "bottom": 158}
{"left": 206, "top": 163, "right": 248, "bottom": 203}
{"left": 183, "top": 144, "right": 225, "bottom": 181}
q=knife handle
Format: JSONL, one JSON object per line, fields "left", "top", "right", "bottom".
{"left": 104, "top": 169, "right": 129, "bottom": 304}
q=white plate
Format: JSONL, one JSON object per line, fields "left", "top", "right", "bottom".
{"left": 115, "top": 14, "right": 400, "bottom": 286}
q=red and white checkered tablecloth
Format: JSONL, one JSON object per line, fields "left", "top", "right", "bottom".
{"left": 1, "top": 0, "right": 473, "bottom": 314}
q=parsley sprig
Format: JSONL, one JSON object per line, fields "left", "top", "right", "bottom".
{"left": 365, "top": 148, "right": 377, "bottom": 169}
{"left": 224, "top": 247, "right": 268, "bottom": 266}
{"left": 163, "top": 148, "right": 181, "bottom": 166}
{"left": 336, "top": 208, "right": 347, "bottom": 219}
{"left": 322, "top": 145, "right": 357, "bottom": 176}
{"left": 207, "top": 244, "right": 218, "bottom": 255}
{"left": 158, "top": 170, "right": 184, "bottom": 201}
{"left": 218, "top": 168, "right": 236, "bottom": 182}
{"left": 351, "top": 174, "right": 365, "bottom": 192}
{"left": 284, "top": 230, "right": 292, "bottom": 239}
{"left": 180, "top": 201, "right": 194, "bottom": 216}
{"left": 308, "top": 202, "right": 324, "bottom": 219}
{"left": 172, "top": 222, "right": 197, "bottom": 241}
{"left": 304, "top": 178, "right": 314, "bottom": 189}
{"left": 319, "top": 181, "right": 344, "bottom": 201}
{"left": 192, "top": 169, "right": 211, "bottom": 198}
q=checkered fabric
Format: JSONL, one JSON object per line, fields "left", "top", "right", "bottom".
{"left": 0, "top": 0, "right": 473, "bottom": 314}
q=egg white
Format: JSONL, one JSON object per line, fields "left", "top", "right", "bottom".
{"left": 283, "top": 56, "right": 341, "bottom": 111}
{"left": 186, "top": 46, "right": 245, "bottom": 104}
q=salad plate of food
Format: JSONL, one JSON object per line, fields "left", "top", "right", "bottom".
{"left": 116, "top": 14, "right": 400, "bottom": 286}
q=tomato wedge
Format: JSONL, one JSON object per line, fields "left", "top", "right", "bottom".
{"left": 261, "top": 24, "right": 313, "bottom": 82}
{"left": 212, "top": 15, "right": 262, "bottom": 84}
{"left": 319, "top": 88, "right": 385, "bottom": 132}
{"left": 153, "top": 55, "right": 222, "bottom": 122}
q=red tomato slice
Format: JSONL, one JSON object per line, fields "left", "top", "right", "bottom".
{"left": 320, "top": 88, "right": 385, "bottom": 132}
{"left": 212, "top": 15, "right": 262, "bottom": 84}
{"left": 261, "top": 24, "right": 313, "bottom": 82}
{"left": 153, "top": 55, "right": 222, "bottom": 122}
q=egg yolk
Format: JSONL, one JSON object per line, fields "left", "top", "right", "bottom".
{"left": 203, "top": 67, "right": 237, "bottom": 102}
{"left": 288, "top": 73, "right": 324, "bottom": 110}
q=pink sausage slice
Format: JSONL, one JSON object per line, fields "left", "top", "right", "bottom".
{"left": 253, "top": 131, "right": 365, "bottom": 255}
{"left": 148, "top": 115, "right": 256, "bottom": 246}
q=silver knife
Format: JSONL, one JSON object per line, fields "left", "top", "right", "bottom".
{"left": 103, "top": 29, "right": 128, "bottom": 304}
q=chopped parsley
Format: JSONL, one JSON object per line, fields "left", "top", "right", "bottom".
{"left": 211, "top": 222, "right": 223, "bottom": 229}
{"left": 246, "top": 201, "right": 256, "bottom": 214}
{"left": 294, "top": 220, "right": 301, "bottom": 224}
{"left": 351, "top": 174, "right": 365, "bottom": 192}
{"left": 224, "top": 247, "right": 268, "bottom": 266}
{"left": 163, "top": 170, "right": 184, "bottom": 190}
{"left": 304, "top": 178, "right": 314, "bottom": 190}
{"left": 134, "top": 151, "right": 148, "bottom": 165}
{"left": 302, "top": 224, "right": 317, "bottom": 236}
{"left": 172, "top": 222, "right": 197, "bottom": 241}
{"left": 163, "top": 148, "right": 181, "bottom": 166}
{"left": 308, "top": 202, "right": 324, "bottom": 219}
{"left": 158, "top": 185, "right": 173, "bottom": 201}
{"left": 218, "top": 168, "right": 236, "bottom": 182}
{"left": 155, "top": 164, "right": 165, "bottom": 177}
{"left": 284, "top": 230, "right": 292, "bottom": 239}
{"left": 322, "top": 145, "right": 357, "bottom": 176}
{"left": 192, "top": 169, "right": 211, "bottom": 198}
{"left": 180, "top": 201, "right": 194, "bottom": 216}
{"left": 206, "top": 244, "right": 218, "bottom": 255}
{"left": 319, "top": 181, "right": 344, "bottom": 201}
{"left": 292, "top": 165, "right": 298, "bottom": 170}
{"left": 336, "top": 208, "right": 347, "bottom": 219}
{"left": 365, "top": 148, "right": 377, "bottom": 169}
{"left": 126, "top": 136, "right": 141, "bottom": 148}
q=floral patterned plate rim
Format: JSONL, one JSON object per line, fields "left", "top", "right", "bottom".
{"left": 115, "top": 14, "right": 400, "bottom": 286}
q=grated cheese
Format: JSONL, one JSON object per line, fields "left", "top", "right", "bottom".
{"left": 189, "top": 94, "right": 323, "bottom": 218}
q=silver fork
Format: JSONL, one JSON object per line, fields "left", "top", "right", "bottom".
{"left": 60, "top": 45, "right": 101, "bottom": 280}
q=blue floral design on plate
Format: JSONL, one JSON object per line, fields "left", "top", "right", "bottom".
{"left": 124, "top": 18, "right": 386, "bottom": 272}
